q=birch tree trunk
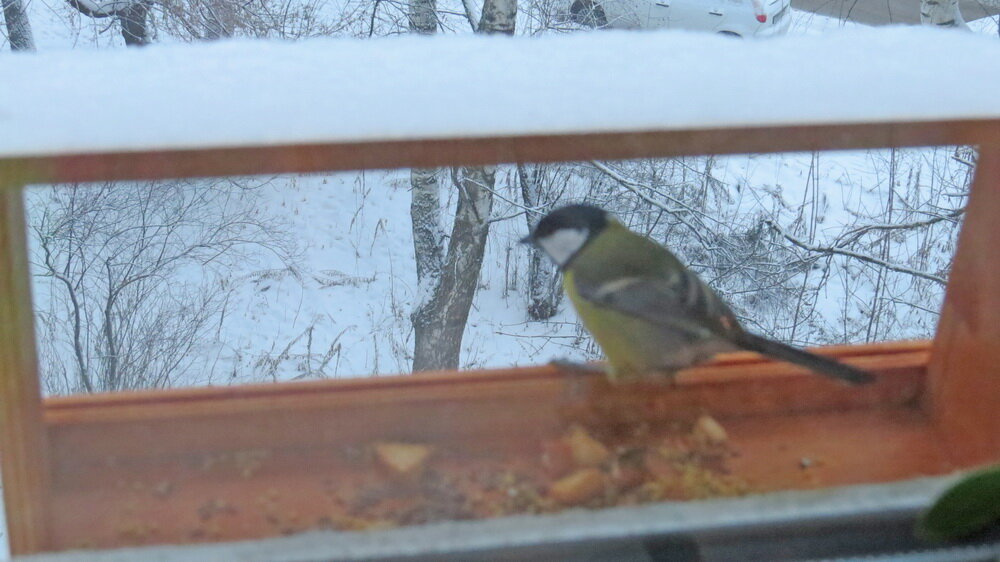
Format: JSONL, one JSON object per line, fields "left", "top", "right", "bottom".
{"left": 477, "top": 0, "right": 515, "bottom": 33}
{"left": 2, "top": 0, "right": 35, "bottom": 51}
{"left": 120, "top": 0, "right": 150, "bottom": 45}
{"left": 67, "top": 0, "right": 151, "bottom": 45}
{"left": 408, "top": 0, "right": 442, "bottom": 286}
{"left": 410, "top": 169, "right": 444, "bottom": 286}
{"left": 412, "top": 167, "right": 495, "bottom": 370}
{"left": 408, "top": 0, "right": 436, "bottom": 33}
{"left": 408, "top": 0, "right": 446, "bottom": 370}
{"left": 920, "top": 0, "right": 968, "bottom": 28}
{"left": 517, "top": 164, "right": 562, "bottom": 320}
{"left": 409, "top": 0, "right": 515, "bottom": 372}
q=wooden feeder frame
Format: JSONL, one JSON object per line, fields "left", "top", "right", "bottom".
{"left": 2, "top": 117, "right": 999, "bottom": 556}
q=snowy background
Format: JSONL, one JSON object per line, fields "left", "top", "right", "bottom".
{"left": 3, "top": 0, "right": 1000, "bottom": 554}
{"left": 24, "top": 146, "right": 975, "bottom": 390}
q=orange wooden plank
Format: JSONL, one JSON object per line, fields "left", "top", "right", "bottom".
{"left": 43, "top": 341, "right": 927, "bottom": 429}
{"left": 575, "top": 349, "right": 927, "bottom": 427}
{"left": 928, "top": 144, "right": 1000, "bottom": 465}
{"left": 43, "top": 339, "right": 928, "bottom": 418}
{"left": 0, "top": 184, "right": 53, "bottom": 554}
{"left": 45, "top": 349, "right": 927, "bottom": 463}
{"left": 2, "top": 120, "right": 997, "bottom": 185}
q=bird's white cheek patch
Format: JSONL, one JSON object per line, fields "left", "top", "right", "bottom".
{"left": 539, "top": 228, "right": 589, "bottom": 266}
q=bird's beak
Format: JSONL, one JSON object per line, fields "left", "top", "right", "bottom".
{"left": 519, "top": 235, "right": 533, "bottom": 245}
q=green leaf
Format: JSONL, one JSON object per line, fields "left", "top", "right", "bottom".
{"left": 918, "top": 465, "right": 1000, "bottom": 543}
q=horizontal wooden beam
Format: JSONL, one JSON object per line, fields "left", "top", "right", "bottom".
{"left": 3, "top": 120, "right": 997, "bottom": 185}
{"left": 43, "top": 340, "right": 931, "bottom": 467}
{"left": 45, "top": 341, "right": 928, "bottom": 471}
{"left": 45, "top": 340, "right": 929, "bottom": 426}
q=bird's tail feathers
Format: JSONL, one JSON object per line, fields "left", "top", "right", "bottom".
{"left": 730, "top": 331, "right": 875, "bottom": 385}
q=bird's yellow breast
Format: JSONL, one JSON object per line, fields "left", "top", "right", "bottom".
{"left": 563, "top": 269, "right": 671, "bottom": 381}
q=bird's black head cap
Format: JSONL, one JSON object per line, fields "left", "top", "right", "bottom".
{"left": 528, "top": 204, "right": 609, "bottom": 242}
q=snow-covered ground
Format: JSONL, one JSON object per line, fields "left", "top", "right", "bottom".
{"left": 4, "top": 1, "right": 998, "bottom": 556}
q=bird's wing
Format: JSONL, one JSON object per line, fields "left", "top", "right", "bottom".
{"left": 575, "top": 273, "right": 875, "bottom": 385}
{"left": 572, "top": 271, "right": 739, "bottom": 339}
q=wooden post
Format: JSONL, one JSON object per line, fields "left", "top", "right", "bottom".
{"left": 928, "top": 145, "right": 1000, "bottom": 466}
{"left": 0, "top": 182, "right": 52, "bottom": 554}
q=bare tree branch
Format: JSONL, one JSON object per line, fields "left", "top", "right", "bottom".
{"left": 30, "top": 179, "right": 297, "bottom": 394}
{"left": 766, "top": 219, "right": 948, "bottom": 286}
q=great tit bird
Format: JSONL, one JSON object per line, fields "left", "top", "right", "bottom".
{"left": 522, "top": 204, "right": 874, "bottom": 385}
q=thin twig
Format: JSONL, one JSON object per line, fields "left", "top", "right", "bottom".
{"left": 767, "top": 220, "right": 947, "bottom": 286}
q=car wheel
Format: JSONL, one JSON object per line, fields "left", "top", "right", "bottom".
{"left": 717, "top": 31, "right": 742, "bottom": 38}
{"left": 570, "top": 0, "right": 608, "bottom": 27}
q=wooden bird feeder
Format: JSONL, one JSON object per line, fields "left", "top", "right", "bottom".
{"left": 2, "top": 32, "right": 1000, "bottom": 558}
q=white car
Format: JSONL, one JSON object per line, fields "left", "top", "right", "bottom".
{"left": 570, "top": 0, "right": 791, "bottom": 37}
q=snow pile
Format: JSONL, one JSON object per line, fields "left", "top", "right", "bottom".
{"left": 2, "top": 27, "right": 999, "bottom": 158}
